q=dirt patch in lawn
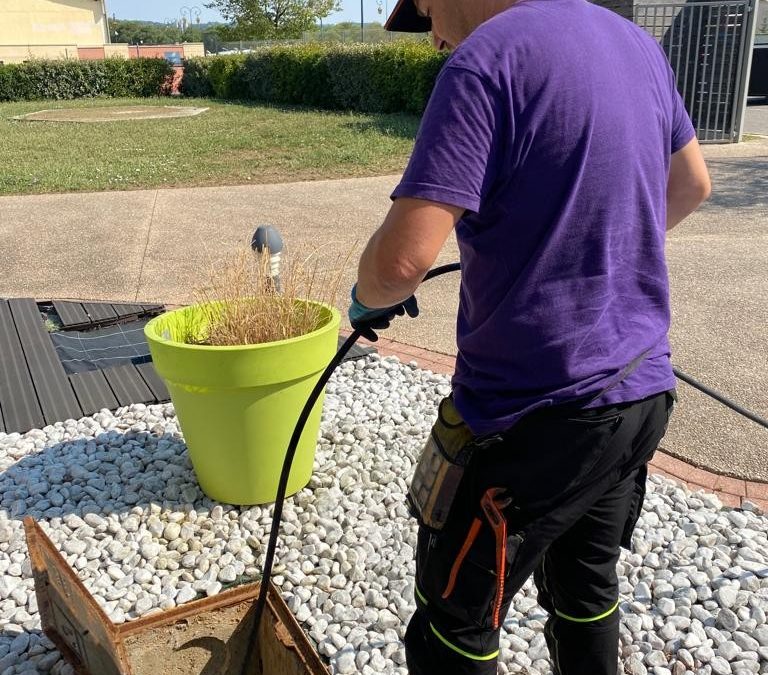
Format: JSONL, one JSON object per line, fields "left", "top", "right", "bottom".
{"left": 14, "top": 105, "right": 208, "bottom": 123}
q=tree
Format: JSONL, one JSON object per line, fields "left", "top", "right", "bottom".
{"left": 202, "top": 29, "right": 226, "bottom": 53}
{"left": 109, "top": 19, "right": 224, "bottom": 51}
{"left": 111, "top": 19, "right": 183, "bottom": 45}
{"left": 205, "top": 0, "right": 342, "bottom": 39}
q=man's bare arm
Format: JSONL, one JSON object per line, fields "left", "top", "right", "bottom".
{"left": 667, "top": 137, "right": 711, "bottom": 230}
{"left": 355, "top": 197, "right": 464, "bottom": 308}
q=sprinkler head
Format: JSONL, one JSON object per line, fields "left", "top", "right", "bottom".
{"left": 251, "top": 225, "right": 284, "bottom": 255}
{"left": 251, "top": 225, "right": 284, "bottom": 293}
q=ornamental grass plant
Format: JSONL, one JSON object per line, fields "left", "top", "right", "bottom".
{"left": 179, "top": 240, "right": 352, "bottom": 347}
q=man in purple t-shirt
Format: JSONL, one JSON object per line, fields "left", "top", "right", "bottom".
{"left": 348, "top": 0, "right": 711, "bottom": 673}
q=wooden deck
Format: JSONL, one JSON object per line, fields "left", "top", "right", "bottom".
{"left": 0, "top": 299, "right": 375, "bottom": 436}
{"left": 0, "top": 300, "right": 169, "bottom": 434}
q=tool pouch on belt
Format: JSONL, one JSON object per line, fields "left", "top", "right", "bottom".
{"left": 407, "top": 396, "right": 477, "bottom": 531}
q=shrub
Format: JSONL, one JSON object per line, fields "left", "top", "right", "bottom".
{"left": 233, "top": 45, "right": 333, "bottom": 108}
{"left": 180, "top": 57, "right": 214, "bottom": 98}
{"left": 0, "top": 58, "right": 174, "bottom": 102}
{"left": 0, "top": 65, "right": 31, "bottom": 101}
{"left": 115, "top": 58, "right": 174, "bottom": 97}
{"left": 206, "top": 54, "right": 249, "bottom": 99}
{"left": 187, "top": 42, "right": 447, "bottom": 114}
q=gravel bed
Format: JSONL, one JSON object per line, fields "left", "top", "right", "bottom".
{"left": 0, "top": 354, "right": 766, "bottom": 675}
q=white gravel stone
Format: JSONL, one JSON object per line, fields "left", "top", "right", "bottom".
{"left": 0, "top": 359, "right": 766, "bottom": 675}
{"left": 218, "top": 565, "right": 237, "bottom": 583}
{"left": 333, "top": 648, "right": 356, "bottom": 674}
{"left": 711, "top": 656, "right": 734, "bottom": 674}
{"left": 205, "top": 582, "right": 222, "bottom": 597}
{"left": 717, "top": 586, "right": 740, "bottom": 609}
{"left": 627, "top": 655, "right": 649, "bottom": 675}
{"left": 175, "top": 586, "right": 197, "bottom": 604}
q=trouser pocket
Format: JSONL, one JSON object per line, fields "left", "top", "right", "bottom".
{"left": 620, "top": 464, "right": 648, "bottom": 549}
{"left": 415, "top": 489, "right": 524, "bottom": 630}
{"left": 620, "top": 390, "right": 676, "bottom": 549}
{"left": 662, "top": 389, "right": 677, "bottom": 436}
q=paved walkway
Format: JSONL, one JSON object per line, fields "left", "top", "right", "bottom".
{"left": 0, "top": 138, "right": 766, "bottom": 483}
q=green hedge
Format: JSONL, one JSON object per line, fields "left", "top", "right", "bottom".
{"left": 0, "top": 58, "right": 174, "bottom": 102}
{"left": 179, "top": 57, "right": 214, "bottom": 98}
{"left": 182, "top": 42, "right": 447, "bottom": 114}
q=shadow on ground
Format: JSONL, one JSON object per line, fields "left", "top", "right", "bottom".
{"left": 0, "top": 429, "right": 211, "bottom": 525}
{"left": 342, "top": 116, "right": 419, "bottom": 140}
{"left": 705, "top": 157, "right": 768, "bottom": 209}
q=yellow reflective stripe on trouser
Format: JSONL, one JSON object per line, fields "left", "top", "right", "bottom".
{"left": 415, "top": 584, "right": 429, "bottom": 606}
{"left": 554, "top": 599, "right": 620, "bottom": 623}
{"left": 429, "top": 623, "right": 500, "bottom": 662}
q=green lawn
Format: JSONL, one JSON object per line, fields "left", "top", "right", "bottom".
{"left": 0, "top": 98, "right": 420, "bottom": 195}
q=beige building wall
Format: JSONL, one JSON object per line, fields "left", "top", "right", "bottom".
{"left": 0, "top": 0, "right": 109, "bottom": 47}
{"left": 0, "top": 44, "right": 79, "bottom": 63}
{"left": 182, "top": 43, "right": 205, "bottom": 58}
{"left": 104, "top": 44, "right": 129, "bottom": 59}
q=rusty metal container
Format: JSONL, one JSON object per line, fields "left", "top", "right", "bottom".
{"left": 24, "top": 517, "right": 330, "bottom": 675}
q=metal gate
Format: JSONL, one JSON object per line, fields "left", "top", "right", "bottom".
{"left": 635, "top": 0, "right": 759, "bottom": 142}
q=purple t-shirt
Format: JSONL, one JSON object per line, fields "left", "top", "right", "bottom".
{"left": 392, "top": 0, "right": 696, "bottom": 436}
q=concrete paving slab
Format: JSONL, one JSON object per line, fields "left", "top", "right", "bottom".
{"left": 0, "top": 190, "right": 155, "bottom": 302}
{"left": 744, "top": 101, "right": 768, "bottom": 136}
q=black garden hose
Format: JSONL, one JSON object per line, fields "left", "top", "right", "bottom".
{"left": 242, "top": 262, "right": 460, "bottom": 672}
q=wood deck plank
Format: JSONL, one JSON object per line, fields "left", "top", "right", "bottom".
{"left": 69, "top": 370, "right": 120, "bottom": 417}
{"left": 52, "top": 301, "right": 91, "bottom": 329}
{"left": 135, "top": 362, "right": 170, "bottom": 403}
{"left": 111, "top": 303, "right": 144, "bottom": 320}
{"left": 82, "top": 302, "right": 118, "bottom": 323}
{"left": 103, "top": 365, "right": 154, "bottom": 407}
{"left": 0, "top": 300, "right": 45, "bottom": 433}
{"left": 8, "top": 299, "right": 82, "bottom": 427}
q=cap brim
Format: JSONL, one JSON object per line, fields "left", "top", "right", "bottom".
{"left": 384, "top": 0, "right": 432, "bottom": 32}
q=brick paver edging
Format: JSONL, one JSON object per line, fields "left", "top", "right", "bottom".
{"left": 342, "top": 329, "right": 768, "bottom": 514}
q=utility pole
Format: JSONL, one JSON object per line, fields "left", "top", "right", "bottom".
{"left": 361, "top": 0, "right": 364, "bottom": 41}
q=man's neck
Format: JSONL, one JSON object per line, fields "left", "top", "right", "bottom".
{"left": 479, "top": 0, "right": 523, "bottom": 25}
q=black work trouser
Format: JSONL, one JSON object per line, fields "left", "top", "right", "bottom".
{"left": 405, "top": 390, "right": 675, "bottom": 675}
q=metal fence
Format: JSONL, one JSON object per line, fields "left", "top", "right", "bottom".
{"left": 635, "top": 0, "right": 759, "bottom": 142}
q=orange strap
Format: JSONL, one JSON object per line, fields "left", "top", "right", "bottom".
{"left": 441, "top": 488, "right": 511, "bottom": 630}
{"left": 481, "top": 489, "right": 509, "bottom": 629}
{"left": 442, "top": 518, "right": 482, "bottom": 599}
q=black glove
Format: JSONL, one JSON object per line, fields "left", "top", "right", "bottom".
{"left": 348, "top": 284, "right": 420, "bottom": 342}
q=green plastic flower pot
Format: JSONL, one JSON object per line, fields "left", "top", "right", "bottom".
{"left": 144, "top": 300, "right": 340, "bottom": 505}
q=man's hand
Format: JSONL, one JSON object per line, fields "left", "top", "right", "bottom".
{"left": 348, "top": 284, "right": 419, "bottom": 342}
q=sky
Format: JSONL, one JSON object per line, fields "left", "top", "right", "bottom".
{"left": 105, "top": 0, "right": 392, "bottom": 26}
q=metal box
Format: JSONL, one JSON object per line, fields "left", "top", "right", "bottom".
{"left": 24, "top": 517, "right": 330, "bottom": 675}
